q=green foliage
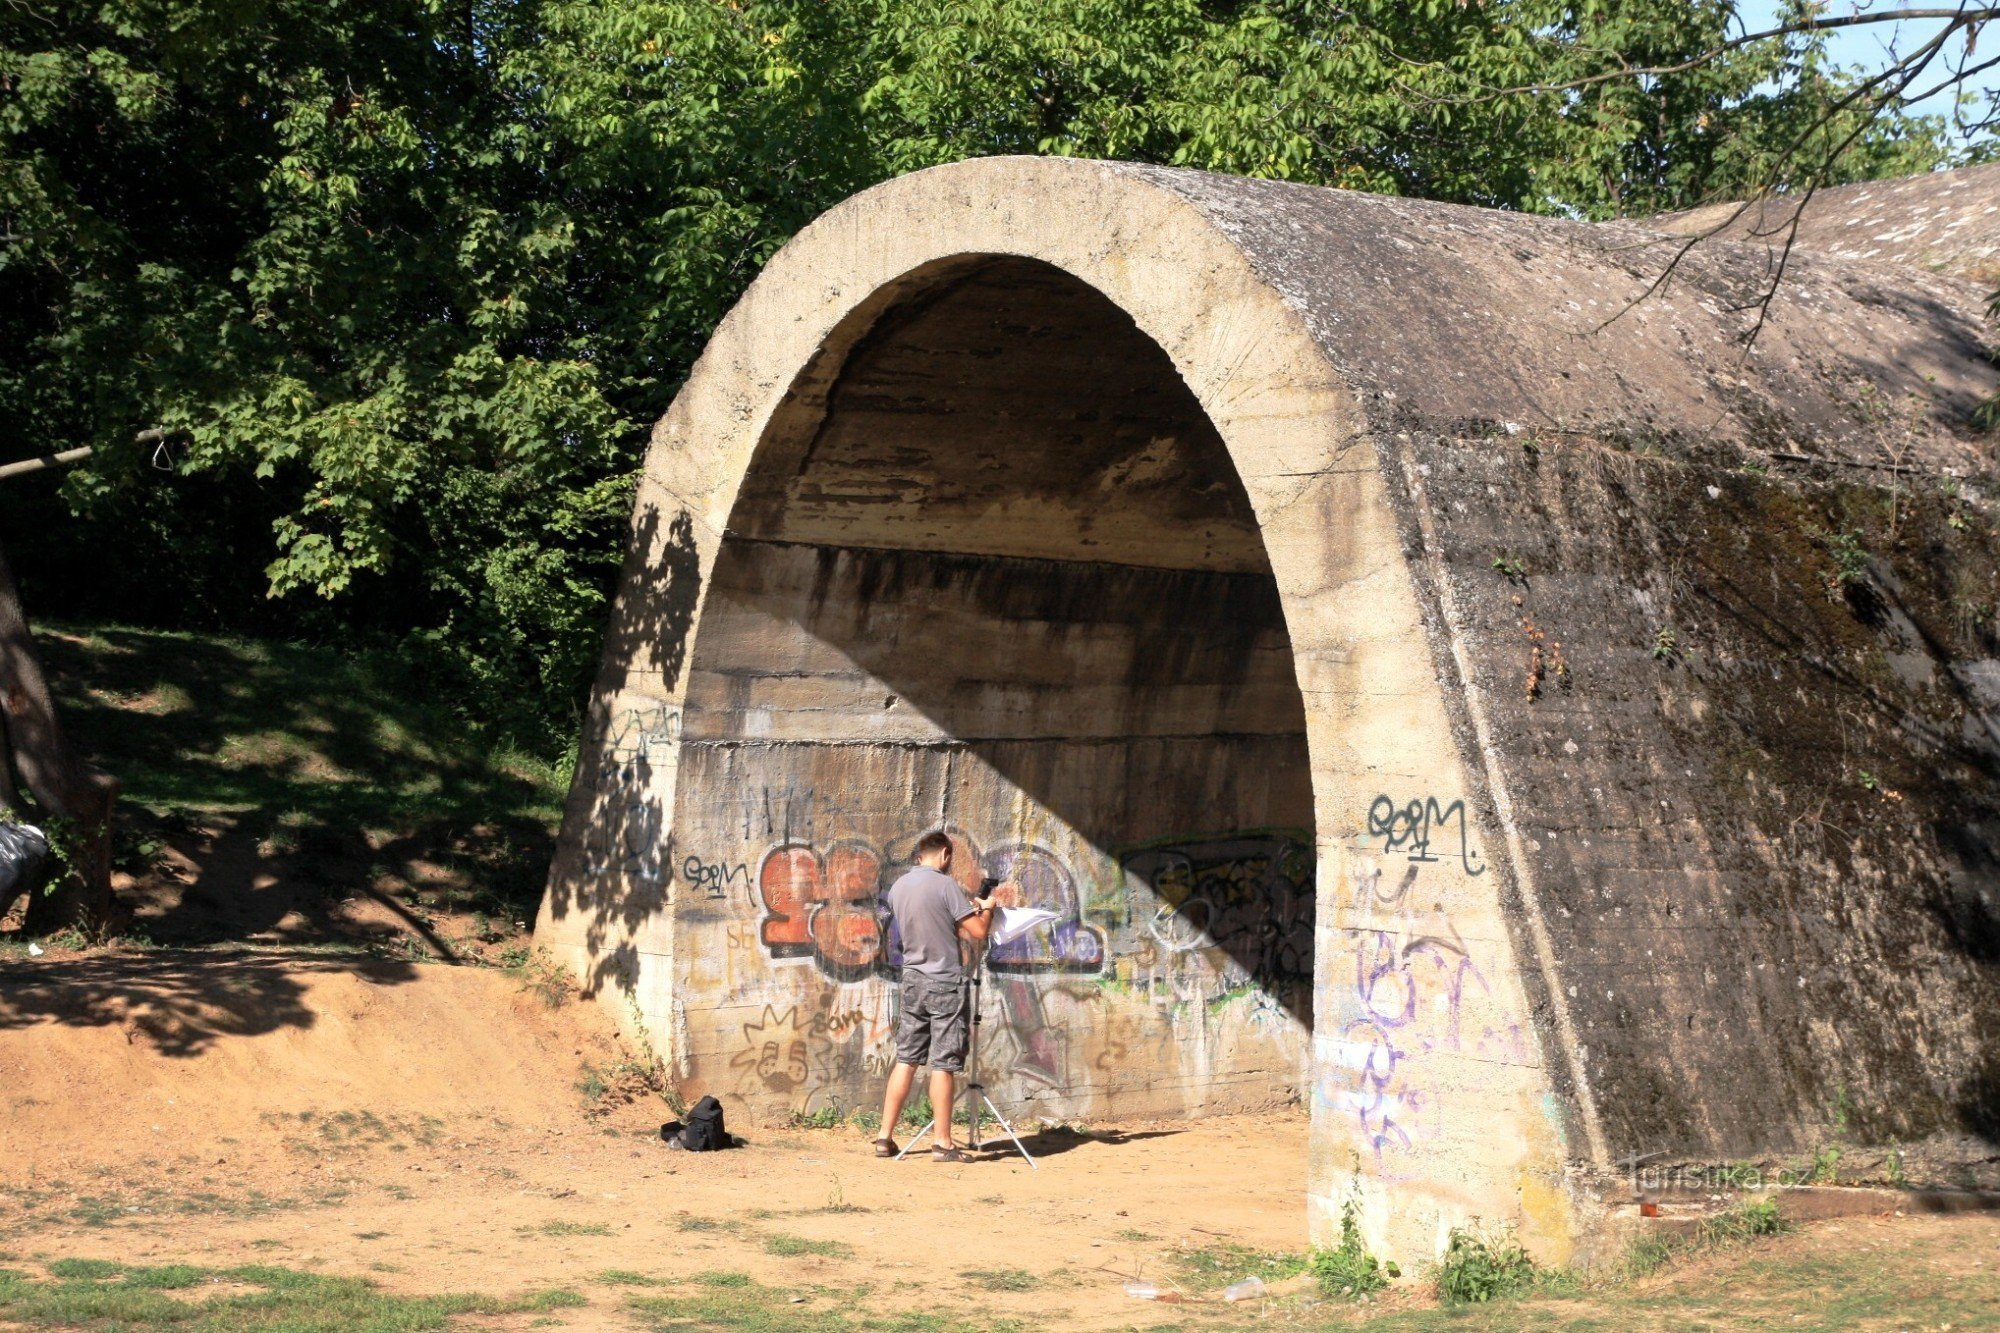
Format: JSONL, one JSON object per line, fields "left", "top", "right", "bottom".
{"left": 788, "top": 1104, "right": 848, "bottom": 1130}
{"left": 1823, "top": 529, "right": 1873, "bottom": 591}
{"left": 1433, "top": 1225, "right": 1538, "bottom": 1304}
{"left": 1308, "top": 1200, "right": 1393, "bottom": 1299}
{"left": 2, "top": 1, "right": 1983, "bottom": 742}
{"left": 1627, "top": 1196, "right": 1787, "bottom": 1278}
{"left": 1699, "top": 1196, "right": 1786, "bottom": 1244}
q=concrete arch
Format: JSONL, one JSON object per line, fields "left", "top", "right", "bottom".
{"left": 538, "top": 157, "right": 1594, "bottom": 1260}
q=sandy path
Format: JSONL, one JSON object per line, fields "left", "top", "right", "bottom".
{"left": 0, "top": 952, "right": 1306, "bottom": 1328}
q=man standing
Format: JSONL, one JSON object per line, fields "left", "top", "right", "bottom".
{"left": 874, "top": 830, "right": 1002, "bottom": 1162}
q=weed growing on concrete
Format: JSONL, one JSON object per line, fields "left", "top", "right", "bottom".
{"left": 1652, "top": 626, "right": 1682, "bottom": 663}
{"left": 1492, "top": 554, "right": 1528, "bottom": 583}
{"left": 788, "top": 1104, "right": 847, "bottom": 1130}
{"left": 1698, "top": 1197, "right": 1785, "bottom": 1244}
{"left": 1307, "top": 1200, "right": 1393, "bottom": 1299}
{"left": 1433, "top": 1225, "right": 1538, "bottom": 1304}
{"left": 1624, "top": 1197, "right": 1788, "bottom": 1277}
{"left": 1810, "top": 1146, "right": 1842, "bottom": 1184}
{"left": 1821, "top": 529, "right": 1872, "bottom": 598}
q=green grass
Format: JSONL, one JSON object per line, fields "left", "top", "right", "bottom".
{"left": 763, "top": 1233, "right": 854, "bottom": 1259}
{"left": 519, "top": 1219, "right": 614, "bottom": 1238}
{"left": 1166, "top": 1241, "right": 1308, "bottom": 1293}
{"left": 957, "top": 1267, "right": 1037, "bottom": 1292}
{"left": 626, "top": 1273, "right": 1011, "bottom": 1331}
{"left": 0, "top": 1260, "right": 584, "bottom": 1329}
{"left": 42, "top": 623, "right": 566, "bottom": 829}
{"left": 31, "top": 622, "right": 568, "bottom": 941}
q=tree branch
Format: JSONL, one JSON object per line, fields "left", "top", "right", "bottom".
{"left": 0, "top": 429, "right": 174, "bottom": 484}
{"left": 0, "top": 448, "right": 93, "bottom": 483}
{"left": 1431, "top": 7, "right": 1997, "bottom": 103}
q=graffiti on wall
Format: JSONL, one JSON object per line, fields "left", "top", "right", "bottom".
{"left": 1119, "top": 834, "right": 1314, "bottom": 998}
{"left": 751, "top": 833, "right": 1107, "bottom": 981}
{"left": 1367, "top": 794, "right": 1485, "bottom": 876}
{"left": 1322, "top": 793, "right": 1525, "bottom": 1167}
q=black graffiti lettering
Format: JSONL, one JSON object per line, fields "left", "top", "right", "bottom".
{"left": 1366, "top": 795, "right": 1485, "bottom": 876}
{"left": 683, "top": 854, "right": 752, "bottom": 900}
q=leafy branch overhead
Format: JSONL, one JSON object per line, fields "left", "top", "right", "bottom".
{"left": 1, "top": 1, "right": 1992, "bottom": 739}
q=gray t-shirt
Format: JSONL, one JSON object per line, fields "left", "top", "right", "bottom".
{"left": 886, "top": 866, "right": 975, "bottom": 980}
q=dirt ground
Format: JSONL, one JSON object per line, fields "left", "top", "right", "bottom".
{"left": 4, "top": 951, "right": 2000, "bottom": 1331}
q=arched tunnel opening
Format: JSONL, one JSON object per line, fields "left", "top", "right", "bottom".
{"left": 671, "top": 256, "right": 1317, "bottom": 1119}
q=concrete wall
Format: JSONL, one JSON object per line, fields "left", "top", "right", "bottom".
{"left": 1391, "top": 429, "right": 2000, "bottom": 1181}
{"left": 673, "top": 540, "right": 1314, "bottom": 1117}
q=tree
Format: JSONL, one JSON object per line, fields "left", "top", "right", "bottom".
{"left": 0, "top": 533, "right": 116, "bottom": 932}
{"left": 1, "top": 0, "right": 1987, "bottom": 763}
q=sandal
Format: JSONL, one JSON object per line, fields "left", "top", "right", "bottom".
{"left": 931, "top": 1144, "right": 969, "bottom": 1163}
{"left": 873, "top": 1137, "right": 899, "bottom": 1158}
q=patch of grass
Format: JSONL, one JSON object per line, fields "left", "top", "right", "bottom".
{"left": 594, "top": 1269, "right": 666, "bottom": 1287}
{"left": 693, "top": 1271, "right": 753, "bottom": 1287}
{"left": 1628, "top": 1196, "right": 1791, "bottom": 1279}
{"left": 1168, "top": 1242, "right": 1307, "bottom": 1293}
{"left": 627, "top": 1275, "right": 1003, "bottom": 1332}
{"left": 519, "top": 1219, "right": 613, "bottom": 1238}
{"left": 763, "top": 1233, "right": 854, "bottom": 1259}
{"left": 1433, "top": 1226, "right": 1538, "bottom": 1304}
{"left": 1114, "top": 1227, "right": 1155, "bottom": 1242}
{"left": 0, "top": 1261, "right": 587, "bottom": 1329}
{"left": 958, "top": 1267, "right": 1037, "bottom": 1292}
{"left": 676, "top": 1214, "right": 740, "bottom": 1234}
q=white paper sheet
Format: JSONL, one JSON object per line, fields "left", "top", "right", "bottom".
{"left": 990, "top": 905, "right": 1060, "bottom": 947}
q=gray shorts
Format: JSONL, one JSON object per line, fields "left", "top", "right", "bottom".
{"left": 894, "top": 970, "right": 969, "bottom": 1073}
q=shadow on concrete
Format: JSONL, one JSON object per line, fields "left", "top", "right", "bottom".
{"left": 539, "top": 501, "right": 702, "bottom": 1002}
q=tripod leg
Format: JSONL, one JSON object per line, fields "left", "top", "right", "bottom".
{"left": 977, "top": 1094, "right": 1039, "bottom": 1169}
{"left": 893, "top": 1118, "right": 936, "bottom": 1161}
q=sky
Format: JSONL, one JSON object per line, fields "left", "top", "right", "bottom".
{"left": 1737, "top": 1, "right": 1996, "bottom": 147}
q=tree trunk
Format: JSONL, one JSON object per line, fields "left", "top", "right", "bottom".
{"left": 0, "top": 537, "right": 117, "bottom": 932}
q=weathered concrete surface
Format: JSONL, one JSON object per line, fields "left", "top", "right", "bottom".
{"left": 1653, "top": 161, "right": 2000, "bottom": 285}
{"left": 536, "top": 154, "right": 2000, "bottom": 1267}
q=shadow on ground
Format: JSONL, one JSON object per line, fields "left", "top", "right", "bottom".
{"left": 10, "top": 625, "right": 565, "bottom": 955}
{"left": 0, "top": 950, "right": 420, "bottom": 1057}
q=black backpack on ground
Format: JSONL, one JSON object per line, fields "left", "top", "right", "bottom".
{"left": 663, "top": 1096, "right": 729, "bottom": 1151}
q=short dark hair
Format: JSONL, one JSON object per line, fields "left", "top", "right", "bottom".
{"left": 913, "top": 830, "right": 953, "bottom": 861}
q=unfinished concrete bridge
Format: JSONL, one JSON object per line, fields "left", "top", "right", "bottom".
{"left": 535, "top": 156, "right": 2000, "bottom": 1261}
